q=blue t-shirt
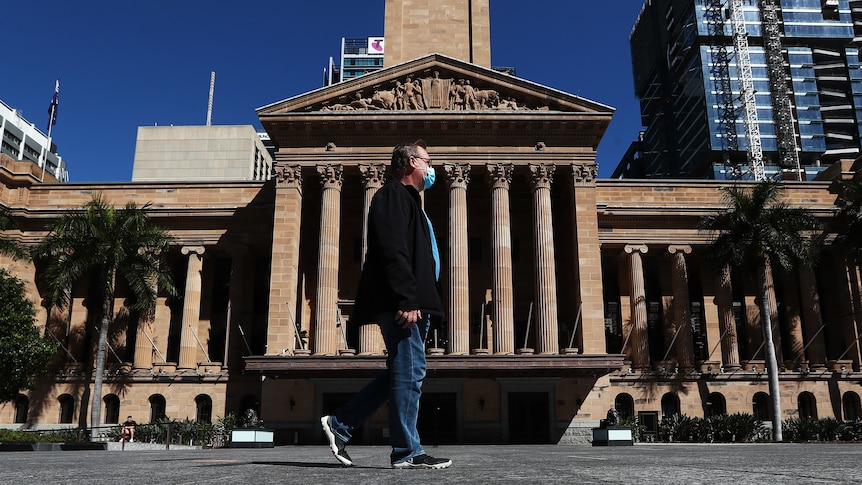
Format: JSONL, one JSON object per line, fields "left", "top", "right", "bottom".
{"left": 422, "top": 209, "right": 440, "bottom": 280}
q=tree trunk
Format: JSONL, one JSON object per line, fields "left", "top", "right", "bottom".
{"left": 758, "top": 260, "right": 783, "bottom": 442}
{"left": 89, "top": 269, "right": 116, "bottom": 438}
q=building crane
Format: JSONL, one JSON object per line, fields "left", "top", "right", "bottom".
{"left": 729, "top": 0, "right": 766, "bottom": 181}
{"left": 760, "top": 0, "right": 802, "bottom": 179}
{"left": 709, "top": 0, "right": 800, "bottom": 181}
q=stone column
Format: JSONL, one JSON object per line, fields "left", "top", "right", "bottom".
{"left": 132, "top": 318, "right": 153, "bottom": 371}
{"left": 716, "top": 264, "right": 741, "bottom": 370}
{"left": 445, "top": 163, "right": 471, "bottom": 355}
{"left": 798, "top": 265, "right": 827, "bottom": 367}
{"left": 314, "top": 164, "right": 343, "bottom": 355}
{"left": 488, "top": 163, "right": 515, "bottom": 354}
{"left": 763, "top": 261, "right": 784, "bottom": 364}
{"left": 529, "top": 163, "right": 559, "bottom": 355}
{"left": 267, "top": 165, "right": 303, "bottom": 356}
{"left": 570, "top": 163, "right": 606, "bottom": 353}
{"left": 668, "top": 245, "right": 695, "bottom": 370}
{"left": 178, "top": 246, "right": 205, "bottom": 371}
{"left": 624, "top": 244, "right": 650, "bottom": 370}
{"left": 358, "top": 164, "right": 386, "bottom": 355}
{"left": 132, "top": 277, "right": 157, "bottom": 372}
{"left": 782, "top": 268, "right": 806, "bottom": 366}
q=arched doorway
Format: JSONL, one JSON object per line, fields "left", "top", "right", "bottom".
{"left": 843, "top": 392, "right": 861, "bottom": 422}
{"left": 752, "top": 392, "right": 771, "bottom": 421}
{"left": 798, "top": 392, "right": 817, "bottom": 419}
{"left": 661, "top": 393, "right": 680, "bottom": 418}
{"left": 149, "top": 394, "right": 167, "bottom": 422}
{"left": 705, "top": 392, "right": 726, "bottom": 417}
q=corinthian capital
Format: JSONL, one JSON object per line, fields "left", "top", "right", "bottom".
{"left": 572, "top": 163, "right": 598, "bottom": 186}
{"left": 317, "top": 164, "right": 344, "bottom": 190}
{"left": 359, "top": 164, "right": 386, "bottom": 189}
{"left": 444, "top": 163, "right": 471, "bottom": 189}
{"left": 274, "top": 164, "right": 302, "bottom": 189}
{"left": 487, "top": 163, "right": 514, "bottom": 190}
{"left": 529, "top": 163, "right": 555, "bottom": 189}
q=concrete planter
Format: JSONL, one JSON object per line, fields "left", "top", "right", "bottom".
{"left": 230, "top": 429, "right": 274, "bottom": 448}
{"left": 0, "top": 442, "right": 107, "bottom": 452}
{"left": 591, "top": 426, "right": 634, "bottom": 446}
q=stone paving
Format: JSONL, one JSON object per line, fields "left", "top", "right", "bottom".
{"left": 1, "top": 443, "right": 861, "bottom": 484}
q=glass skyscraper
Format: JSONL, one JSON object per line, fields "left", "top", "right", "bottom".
{"left": 616, "top": 0, "right": 862, "bottom": 179}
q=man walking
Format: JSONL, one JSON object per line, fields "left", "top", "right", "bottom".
{"left": 321, "top": 140, "right": 451, "bottom": 469}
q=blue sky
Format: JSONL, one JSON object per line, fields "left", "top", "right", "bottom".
{"left": 1, "top": 1, "right": 644, "bottom": 182}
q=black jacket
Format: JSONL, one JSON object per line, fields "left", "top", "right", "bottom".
{"left": 352, "top": 180, "right": 443, "bottom": 324}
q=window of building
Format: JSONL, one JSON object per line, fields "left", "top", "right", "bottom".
{"left": 104, "top": 394, "right": 120, "bottom": 424}
{"left": 195, "top": 395, "right": 213, "bottom": 424}
{"left": 798, "top": 392, "right": 817, "bottom": 419}
{"left": 149, "top": 394, "right": 167, "bottom": 422}
{"left": 614, "top": 393, "right": 635, "bottom": 420}
{"left": 661, "top": 393, "right": 680, "bottom": 418}
{"left": 821, "top": 0, "right": 840, "bottom": 21}
{"left": 706, "top": 392, "right": 726, "bottom": 417}
{"left": 58, "top": 394, "right": 75, "bottom": 424}
{"left": 14, "top": 395, "right": 29, "bottom": 424}
{"left": 752, "top": 392, "right": 772, "bottom": 421}
{"left": 842, "top": 392, "right": 861, "bottom": 422}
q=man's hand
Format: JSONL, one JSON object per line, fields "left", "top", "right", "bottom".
{"left": 395, "top": 309, "right": 422, "bottom": 329}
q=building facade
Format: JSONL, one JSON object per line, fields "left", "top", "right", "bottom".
{"left": 2, "top": 0, "right": 862, "bottom": 444}
{"left": 131, "top": 125, "right": 273, "bottom": 182}
{"left": 0, "top": 99, "right": 67, "bottom": 183}
{"left": 616, "top": 0, "right": 862, "bottom": 180}
{"left": 325, "top": 37, "right": 386, "bottom": 86}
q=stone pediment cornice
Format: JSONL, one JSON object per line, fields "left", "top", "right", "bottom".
{"left": 257, "top": 53, "right": 614, "bottom": 116}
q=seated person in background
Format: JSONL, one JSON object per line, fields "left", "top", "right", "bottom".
{"left": 121, "top": 416, "right": 137, "bottom": 442}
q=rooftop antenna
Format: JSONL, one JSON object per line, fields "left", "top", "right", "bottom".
{"left": 206, "top": 71, "right": 215, "bottom": 126}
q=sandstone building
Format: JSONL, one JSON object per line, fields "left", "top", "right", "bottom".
{"left": 2, "top": 0, "right": 861, "bottom": 444}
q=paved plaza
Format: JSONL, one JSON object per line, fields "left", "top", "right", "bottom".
{"left": 1, "top": 442, "right": 861, "bottom": 484}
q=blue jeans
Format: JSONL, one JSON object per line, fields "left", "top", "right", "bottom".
{"left": 329, "top": 312, "right": 428, "bottom": 464}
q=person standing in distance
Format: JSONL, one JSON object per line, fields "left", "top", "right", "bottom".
{"left": 321, "top": 140, "right": 451, "bottom": 469}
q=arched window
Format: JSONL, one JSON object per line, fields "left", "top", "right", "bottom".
{"left": 843, "top": 392, "right": 861, "bottom": 422}
{"left": 195, "top": 394, "right": 213, "bottom": 424}
{"left": 13, "top": 395, "right": 29, "bottom": 424}
{"left": 104, "top": 394, "right": 121, "bottom": 424}
{"left": 58, "top": 394, "right": 75, "bottom": 424}
{"left": 661, "top": 393, "right": 680, "bottom": 418}
{"left": 798, "top": 392, "right": 817, "bottom": 419}
{"left": 752, "top": 392, "right": 771, "bottom": 421}
{"left": 614, "top": 393, "right": 635, "bottom": 420}
{"left": 149, "top": 394, "right": 167, "bottom": 422}
{"left": 705, "top": 392, "right": 726, "bottom": 417}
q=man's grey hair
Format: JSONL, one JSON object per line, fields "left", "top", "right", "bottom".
{"left": 390, "top": 139, "right": 427, "bottom": 175}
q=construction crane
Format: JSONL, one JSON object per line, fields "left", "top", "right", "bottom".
{"left": 730, "top": 0, "right": 766, "bottom": 181}
{"left": 708, "top": 0, "right": 801, "bottom": 181}
{"left": 760, "top": 0, "right": 802, "bottom": 178}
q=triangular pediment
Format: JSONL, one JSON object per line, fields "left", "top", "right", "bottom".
{"left": 257, "top": 53, "right": 613, "bottom": 116}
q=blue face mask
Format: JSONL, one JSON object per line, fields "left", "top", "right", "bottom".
{"left": 423, "top": 166, "right": 436, "bottom": 190}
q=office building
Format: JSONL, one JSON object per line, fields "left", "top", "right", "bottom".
{"left": 324, "top": 37, "right": 385, "bottom": 86}
{"left": 616, "top": 0, "right": 862, "bottom": 180}
{"left": 131, "top": 125, "right": 272, "bottom": 182}
{"left": 0, "top": 98, "right": 68, "bottom": 182}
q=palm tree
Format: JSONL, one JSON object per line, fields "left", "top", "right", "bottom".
{"left": 699, "top": 180, "right": 820, "bottom": 442}
{"left": 833, "top": 178, "right": 862, "bottom": 263}
{"left": 0, "top": 207, "right": 28, "bottom": 260}
{"left": 34, "top": 195, "right": 176, "bottom": 435}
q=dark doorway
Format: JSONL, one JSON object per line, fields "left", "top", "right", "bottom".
{"left": 508, "top": 392, "right": 550, "bottom": 444}
{"left": 417, "top": 392, "right": 457, "bottom": 445}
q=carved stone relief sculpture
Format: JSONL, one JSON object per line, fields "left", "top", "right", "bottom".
{"left": 319, "top": 72, "right": 550, "bottom": 112}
